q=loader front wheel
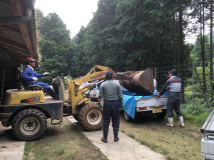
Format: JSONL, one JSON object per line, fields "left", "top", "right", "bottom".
{"left": 79, "top": 102, "right": 103, "bottom": 131}
{"left": 73, "top": 114, "right": 79, "bottom": 121}
{"left": 12, "top": 109, "right": 47, "bottom": 141}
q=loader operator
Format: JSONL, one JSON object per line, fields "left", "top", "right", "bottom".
{"left": 98, "top": 71, "right": 123, "bottom": 143}
{"left": 21, "top": 57, "right": 58, "bottom": 100}
{"left": 158, "top": 69, "right": 184, "bottom": 127}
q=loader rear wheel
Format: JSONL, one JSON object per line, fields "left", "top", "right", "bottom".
{"left": 79, "top": 102, "right": 103, "bottom": 131}
{"left": 12, "top": 109, "right": 47, "bottom": 141}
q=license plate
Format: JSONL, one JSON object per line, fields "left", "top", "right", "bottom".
{"left": 152, "top": 107, "right": 162, "bottom": 113}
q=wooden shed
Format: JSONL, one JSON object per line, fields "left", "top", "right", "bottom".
{"left": 0, "top": 0, "right": 38, "bottom": 99}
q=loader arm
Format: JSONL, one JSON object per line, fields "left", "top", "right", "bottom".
{"left": 67, "top": 65, "right": 117, "bottom": 114}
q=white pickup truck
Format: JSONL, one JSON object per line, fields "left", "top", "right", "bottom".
{"left": 123, "top": 93, "right": 167, "bottom": 122}
{"left": 201, "top": 108, "right": 214, "bottom": 160}
{"left": 84, "top": 79, "right": 167, "bottom": 122}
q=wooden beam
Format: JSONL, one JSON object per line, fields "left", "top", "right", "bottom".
{"left": 0, "top": 26, "right": 21, "bottom": 35}
{"left": 0, "top": 0, "right": 13, "bottom": 8}
{"left": 14, "top": 56, "right": 27, "bottom": 62}
{"left": 11, "top": 0, "right": 35, "bottom": 58}
{"left": 13, "top": 56, "right": 26, "bottom": 64}
{"left": 1, "top": 29, "right": 11, "bottom": 39}
{"left": 0, "top": 43, "right": 29, "bottom": 53}
{"left": 0, "top": 35, "right": 28, "bottom": 50}
{"left": 0, "top": 44, "right": 29, "bottom": 53}
{"left": 4, "top": 48, "right": 30, "bottom": 58}
{"left": 0, "top": 28, "right": 25, "bottom": 46}
{"left": 0, "top": 47, "right": 20, "bottom": 65}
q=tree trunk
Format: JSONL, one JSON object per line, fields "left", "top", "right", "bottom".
{"left": 173, "top": 13, "right": 176, "bottom": 67}
{"left": 210, "top": 0, "right": 213, "bottom": 100}
{"left": 149, "top": 38, "right": 152, "bottom": 68}
{"left": 155, "top": 30, "right": 158, "bottom": 68}
{"left": 202, "top": 0, "right": 206, "bottom": 93}
{"left": 179, "top": 9, "right": 184, "bottom": 103}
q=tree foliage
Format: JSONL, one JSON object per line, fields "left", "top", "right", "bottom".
{"left": 36, "top": 12, "right": 74, "bottom": 77}
{"left": 35, "top": 0, "right": 214, "bottom": 80}
{"left": 71, "top": 0, "right": 192, "bottom": 77}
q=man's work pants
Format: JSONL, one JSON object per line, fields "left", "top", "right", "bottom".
{"left": 167, "top": 95, "right": 183, "bottom": 118}
{"left": 103, "top": 99, "right": 120, "bottom": 130}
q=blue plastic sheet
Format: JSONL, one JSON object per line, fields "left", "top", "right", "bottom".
{"left": 123, "top": 95, "right": 141, "bottom": 119}
{"left": 122, "top": 91, "right": 167, "bottom": 119}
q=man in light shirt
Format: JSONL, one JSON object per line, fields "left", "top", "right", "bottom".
{"left": 98, "top": 71, "right": 123, "bottom": 143}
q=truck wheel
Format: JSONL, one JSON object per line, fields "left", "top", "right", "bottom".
{"left": 73, "top": 114, "right": 79, "bottom": 121}
{"left": 124, "top": 111, "right": 134, "bottom": 122}
{"left": 12, "top": 109, "right": 47, "bottom": 141}
{"left": 79, "top": 102, "right": 103, "bottom": 131}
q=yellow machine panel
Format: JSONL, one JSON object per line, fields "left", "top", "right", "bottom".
{"left": 3, "top": 89, "right": 45, "bottom": 105}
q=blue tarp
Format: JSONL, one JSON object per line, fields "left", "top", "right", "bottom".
{"left": 122, "top": 91, "right": 167, "bottom": 119}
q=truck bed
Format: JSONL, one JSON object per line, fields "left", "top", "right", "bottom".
{"left": 136, "top": 96, "right": 167, "bottom": 112}
{"left": 201, "top": 108, "right": 214, "bottom": 133}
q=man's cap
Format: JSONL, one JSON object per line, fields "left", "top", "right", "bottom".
{"left": 27, "top": 57, "right": 36, "bottom": 62}
{"left": 106, "top": 71, "right": 113, "bottom": 75}
{"left": 168, "top": 69, "right": 177, "bottom": 75}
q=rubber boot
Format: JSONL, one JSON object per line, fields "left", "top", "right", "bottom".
{"left": 178, "top": 116, "right": 184, "bottom": 127}
{"left": 44, "top": 88, "right": 59, "bottom": 100}
{"left": 113, "top": 128, "right": 119, "bottom": 142}
{"left": 166, "top": 117, "right": 173, "bottom": 127}
{"left": 101, "top": 129, "right": 108, "bottom": 143}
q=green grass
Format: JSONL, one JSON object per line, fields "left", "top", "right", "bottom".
{"left": 23, "top": 142, "right": 32, "bottom": 159}
{"left": 180, "top": 103, "right": 211, "bottom": 126}
{"left": 23, "top": 117, "right": 108, "bottom": 160}
{"left": 127, "top": 133, "right": 135, "bottom": 138}
{"left": 57, "top": 148, "right": 64, "bottom": 155}
{"left": 119, "top": 114, "right": 203, "bottom": 160}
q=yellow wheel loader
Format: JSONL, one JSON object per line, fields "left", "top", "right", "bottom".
{"left": 0, "top": 69, "right": 63, "bottom": 141}
{"left": 0, "top": 65, "right": 116, "bottom": 140}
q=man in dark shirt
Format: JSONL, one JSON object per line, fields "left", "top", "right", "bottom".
{"left": 158, "top": 69, "right": 184, "bottom": 127}
{"left": 98, "top": 71, "right": 123, "bottom": 143}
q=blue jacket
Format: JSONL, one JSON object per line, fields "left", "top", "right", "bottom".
{"left": 21, "top": 66, "right": 43, "bottom": 85}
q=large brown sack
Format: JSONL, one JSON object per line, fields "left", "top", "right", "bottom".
{"left": 116, "top": 68, "right": 154, "bottom": 95}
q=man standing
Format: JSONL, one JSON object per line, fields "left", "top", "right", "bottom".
{"left": 158, "top": 69, "right": 184, "bottom": 127}
{"left": 21, "top": 57, "right": 58, "bottom": 100}
{"left": 98, "top": 71, "right": 123, "bottom": 143}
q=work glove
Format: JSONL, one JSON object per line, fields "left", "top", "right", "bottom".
{"left": 121, "top": 103, "right": 124, "bottom": 109}
{"left": 98, "top": 103, "right": 103, "bottom": 108}
{"left": 32, "top": 77, "right": 38, "bottom": 81}
{"left": 43, "top": 72, "right": 50, "bottom": 76}
{"left": 157, "top": 93, "right": 161, "bottom": 98}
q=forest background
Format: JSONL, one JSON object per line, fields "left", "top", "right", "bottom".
{"left": 35, "top": 0, "right": 214, "bottom": 88}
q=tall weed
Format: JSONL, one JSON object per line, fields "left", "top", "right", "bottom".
{"left": 181, "top": 103, "right": 212, "bottom": 125}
